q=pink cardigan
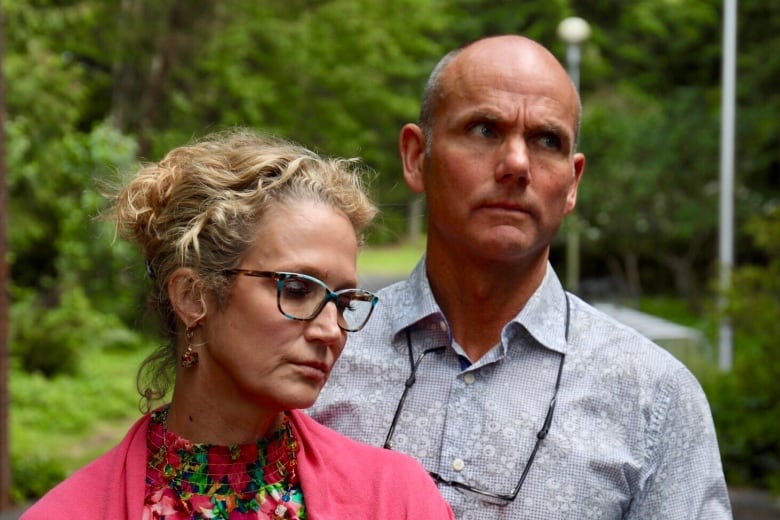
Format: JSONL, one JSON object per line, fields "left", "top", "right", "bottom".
{"left": 21, "top": 410, "right": 453, "bottom": 519}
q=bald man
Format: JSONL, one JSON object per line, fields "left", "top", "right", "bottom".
{"left": 310, "top": 35, "right": 731, "bottom": 519}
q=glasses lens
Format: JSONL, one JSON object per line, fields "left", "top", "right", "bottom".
{"left": 278, "top": 275, "right": 328, "bottom": 320}
{"left": 335, "top": 290, "right": 376, "bottom": 331}
{"left": 277, "top": 274, "right": 376, "bottom": 331}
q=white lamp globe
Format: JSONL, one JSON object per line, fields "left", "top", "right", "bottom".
{"left": 557, "top": 17, "right": 591, "bottom": 45}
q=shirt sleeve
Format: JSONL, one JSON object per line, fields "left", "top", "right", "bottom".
{"left": 626, "top": 366, "right": 732, "bottom": 519}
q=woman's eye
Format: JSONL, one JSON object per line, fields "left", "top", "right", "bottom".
{"left": 282, "top": 278, "right": 314, "bottom": 299}
{"left": 334, "top": 294, "right": 355, "bottom": 312}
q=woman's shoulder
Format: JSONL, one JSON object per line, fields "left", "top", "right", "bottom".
{"left": 290, "top": 410, "right": 453, "bottom": 518}
{"left": 291, "top": 410, "right": 426, "bottom": 470}
{"left": 20, "top": 414, "right": 151, "bottom": 520}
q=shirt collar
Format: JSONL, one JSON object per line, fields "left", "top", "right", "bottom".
{"left": 388, "top": 257, "right": 451, "bottom": 346}
{"left": 391, "top": 258, "right": 571, "bottom": 356}
{"left": 506, "top": 266, "right": 571, "bottom": 355}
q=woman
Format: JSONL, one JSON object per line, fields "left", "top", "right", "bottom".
{"left": 22, "top": 129, "right": 453, "bottom": 519}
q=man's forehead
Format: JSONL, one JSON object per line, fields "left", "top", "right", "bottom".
{"left": 438, "top": 46, "right": 578, "bottom": 123}
{"left": 441, "top": 77, "right": 575, "bottom": 124}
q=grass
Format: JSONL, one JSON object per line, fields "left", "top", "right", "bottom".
{"left": 10, "top": 348, "right": 147, "bottom": 472}
{"left": 9, "top": 345, "right": 150, "bottom": 502}
{"left": 357, "top": 240, "right": 425, "bottom": 277}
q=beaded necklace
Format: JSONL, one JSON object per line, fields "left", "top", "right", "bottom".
{"left": 150, "top": 406, "right": 302, "bottom": 519}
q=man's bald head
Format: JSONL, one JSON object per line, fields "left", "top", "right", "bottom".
{"left": 418, "top": 35, "right": 581, "bottom": 151}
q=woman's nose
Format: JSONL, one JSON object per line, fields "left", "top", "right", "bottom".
{"left": 307, "top": 300, "right": 344, "bottom": 340}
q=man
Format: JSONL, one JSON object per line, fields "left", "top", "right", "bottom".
{"left": 310, "top": 35, "right": 731, "bottom": 519}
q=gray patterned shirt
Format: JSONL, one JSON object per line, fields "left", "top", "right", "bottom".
{"left": 309, "top": 260, "right": 732, "bottom": 519}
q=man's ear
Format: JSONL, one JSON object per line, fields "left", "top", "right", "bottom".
{"left": 399, "top": 123, "right": 426, "bottom": 194}
{"left": 168, "top": 267, "right": 207, "bottom": 327}
{"left": 565, "top": 152, "right": 586, "bottom": 214}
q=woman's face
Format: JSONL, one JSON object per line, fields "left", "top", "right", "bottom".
{"left": 198, "top": 200, "right": 359, "bottom": 417}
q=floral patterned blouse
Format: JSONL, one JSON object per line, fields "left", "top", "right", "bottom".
{"left": 144, "top": 407, "right": 306, "bottom": 520}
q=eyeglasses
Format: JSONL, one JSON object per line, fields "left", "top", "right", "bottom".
{"left": 384, "top": 294, "right": 570, "bottom": 505}
{"left": 222, "top": 269, "right": 378, "bottom": 332}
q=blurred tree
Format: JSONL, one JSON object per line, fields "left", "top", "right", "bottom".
{"left": 434, "top": 0, "right": 569, "bottom": 48}
{"left": 3, "top": 0, "right": 780, "bottom": 496}
{"left": 110, "top": 0, "right": 219, "bottom": 156}
{"left": 4, "top": 2, "right": 141, "bottom": 321}
{"left": 578, "top": 87, "right": 723, "bottom": 307}
{"left": 130, "top": 0, "right": 452, "bottom": 242}
{"left": 3, "top": 0, "right": 778, "bottom": 310}
{"left": 5, "top": 0, "right": 98, "bottom": 290}
{"left": 709, "top": 205, "right": 780, "bottom": 493}
{"left": 571, "top": 0, "right": 779, "bottom": 306}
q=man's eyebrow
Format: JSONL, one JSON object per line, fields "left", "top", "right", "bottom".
{"left": 537, "top": 122, "right": 568, "bottom": 135}
{"left": 467, "top": 110, "right": 502, "bottom": 121}
{"left": 455, "top": 110, "right": 504, "bottom": 127}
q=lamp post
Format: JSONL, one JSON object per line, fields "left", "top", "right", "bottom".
{"left": 557, "top": 16, "right": 590, "bottom": 294}
{"left": 718, "top": 0, "right": 737, "bottom": 371}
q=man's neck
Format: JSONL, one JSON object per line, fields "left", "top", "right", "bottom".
{"left": 425, "top": 247, "right": 548, "bottom": 362}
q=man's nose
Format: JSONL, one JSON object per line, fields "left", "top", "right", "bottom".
{"left": 495, "top": 136, "right": 531, "bottom": 183}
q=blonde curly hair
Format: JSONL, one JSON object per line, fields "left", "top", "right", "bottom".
{"left": 109, "top": 128, "right": 377, "bottom": 410}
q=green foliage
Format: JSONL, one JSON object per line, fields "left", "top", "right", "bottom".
{"left": 706, "top": 206, "right": 780, "bottom": 493}
{"left": 5, "top": 3, "right": 143, "bottom": 321}
{"left": 7, "top": 0, "right": 779, "bottom": 305}
{"left": 11, "top": 292, "right": 81, "bottom": 377}
{"left": 358, "top": 240, "right": 425, "bottom": 278}
{"left": 3, "top": 0, "right": 780, "bottom": 500}
{"left": 578, "top": 84, "right": 724, "bottom": 305}
{"left": 572, "top": 0, "right": 779, "bottom": 306}
{"left": 10, "top": 348, "right": 151, "bottom": 501}
{"left": 52, "top": 124, "right": 145, "bottom": 323}
{"left": 444, "top": 0, "right": 569, "bottom": 48}
{"left": 9, "top": 453, "right": 67, "bottom": 504}
{"left": 10, "top": 286, "right": 148, "bottom": 377}
{"left": 128, "top": 0, "right": 453, "bottom": 243}
{"left": 7, "top": 118, "right": 143, "bottom": 319}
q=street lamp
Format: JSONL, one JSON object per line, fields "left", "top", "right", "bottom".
{"left": 557, "top": 16, "right": 591, "bottom": 293}
{"left": 718, "top": 0, "right": 737, "bottom": 371}
{"left": 557, "top": 16, "right": 591, "bottom": 91}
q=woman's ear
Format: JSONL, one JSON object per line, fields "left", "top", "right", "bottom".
{"left": 168, "top": 267, "right": 207, "bottom": 327}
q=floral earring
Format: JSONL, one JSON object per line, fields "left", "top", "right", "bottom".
{"left": 181, "top": 326, "right": 199, "bottom": 368}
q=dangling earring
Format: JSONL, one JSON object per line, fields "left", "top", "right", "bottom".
{"left": 181, "top": 326, "right": 199, "bottom": 368}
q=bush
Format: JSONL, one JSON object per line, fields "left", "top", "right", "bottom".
{"left": 9, "top": 346, "right": 152, "bottom": 502}
{"left": 11, "top": 289, "right": 83, "bottom": 377}
{"left": 706, "top": 206, "right": 780, "bottom": 494}
{"left": 11, "top": 286, "right": 147, "bottom": 377}
{"left": 706, "top": 342, "right": 780, "bottom": 493}
{"left": 10, "top": 453, "right": 67, "bottom": 505}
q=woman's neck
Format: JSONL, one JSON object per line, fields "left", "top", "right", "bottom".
{"left": 164, "top": 388, "right": 284, "bottom": 445}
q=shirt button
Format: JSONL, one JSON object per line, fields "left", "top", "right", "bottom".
{"left": 452, "top": 458, "right": 465, "bottom": 472}
{"left": 439, "top": 320, "right": 447, "bottom": 332}
{"left": 463, "top": 373, "right": 476, "bottom": 385}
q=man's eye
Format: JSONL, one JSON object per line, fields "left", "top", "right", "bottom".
{"left": 538, "top": 133, "right": 562, "bottom": 150}
{"left": 469, "top": 123, "right": 498, "bottom": 139}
